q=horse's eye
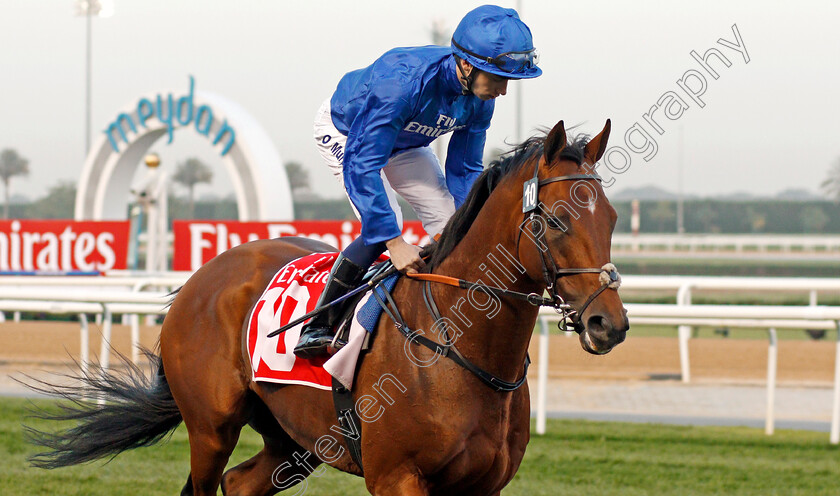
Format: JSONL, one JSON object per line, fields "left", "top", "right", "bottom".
{"left": 545, "top": 215, "right": 568, "bottom": 231}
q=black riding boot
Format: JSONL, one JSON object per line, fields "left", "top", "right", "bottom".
{"left": 293, "top": 254, "right": 367, "bottom": 359}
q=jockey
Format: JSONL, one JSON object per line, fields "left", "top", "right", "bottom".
{"left": 294, "top": 4, "right": 542, "bottom": 359}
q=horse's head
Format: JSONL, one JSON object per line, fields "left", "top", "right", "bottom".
{"left": 518, "top": 119, "right": 629, "bottom": 355}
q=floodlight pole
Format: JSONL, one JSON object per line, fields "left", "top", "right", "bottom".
{"left": 85, "top": 7, "right": 92, "bottom": 156}
{"left": 76, "top": 0, "right": 102, "bottom": 157}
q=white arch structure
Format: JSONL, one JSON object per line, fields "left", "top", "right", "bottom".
{"left": 75, "top": 79, "right": 294, "bottom": 221}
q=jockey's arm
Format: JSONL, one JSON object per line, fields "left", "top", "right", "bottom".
{"left": 343, "top": 79, "right": 427, "bottom": 273}
{"left": 445, "top": 100, "right": 494, "bottom": 207}
{"left": 344, "top": 80, "right": 414, "bottom": 247}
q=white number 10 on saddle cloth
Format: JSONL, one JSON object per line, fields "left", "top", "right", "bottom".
{"left": 247, "top": 252, "right": 338, "bottom": 390}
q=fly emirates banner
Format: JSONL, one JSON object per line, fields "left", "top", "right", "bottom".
{"left": 173, "top": 220, "right": 430, "bottom": 271}
{"left": 0, "top": 220, "right": 130, "bottom": 272}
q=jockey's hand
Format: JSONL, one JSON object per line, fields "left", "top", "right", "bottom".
{"left": 385, "top": 236, "right": 426, "bottom": 275}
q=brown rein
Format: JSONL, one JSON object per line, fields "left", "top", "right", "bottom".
{"left": 405, "top": 272, "right": 557, "bottom": 307}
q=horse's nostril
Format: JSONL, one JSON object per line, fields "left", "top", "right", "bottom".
{"left": 586, "top": 315, "right": 612, "bottom": 334}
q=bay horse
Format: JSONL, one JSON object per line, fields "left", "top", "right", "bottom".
{"left": 28, "top": 119, "right": 628, "bottom": 495}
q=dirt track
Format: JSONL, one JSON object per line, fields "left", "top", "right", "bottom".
{"left": 0, "top": 321, "right": 835, "bottom": 387}
{"left": 528, "top": 333, "right": 836, "bottom": 385}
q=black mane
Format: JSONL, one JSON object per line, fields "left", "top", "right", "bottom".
{"left": 426, "top": 131, "right": 590, "bottom": 269}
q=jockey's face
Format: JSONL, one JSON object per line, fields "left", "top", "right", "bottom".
{"left": 457, "top": 58, "right": 509, "bottom": 100}
{"left": 471, "top": 70, "right": 509, "bottom": 100}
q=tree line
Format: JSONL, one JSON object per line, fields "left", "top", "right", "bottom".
{"left": 10, "top": 182, "right": 839, "bottom": 234}
{"left": 4, "top": 148, "right": 840, "bottom": 234}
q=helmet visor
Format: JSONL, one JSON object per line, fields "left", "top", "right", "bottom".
{"left": 452, "top": 39, "right": 539, "bottom": 75}
{"left": 494, "top": 49, "right": 540, "bottom": 74}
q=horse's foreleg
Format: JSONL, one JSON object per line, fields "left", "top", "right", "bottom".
{"left": 185, "top": 421, "right": 242, "bottom": 496}
{"left": 369, "top": 468, "right": 429, "bottom": 496}
{"left": 221, "top": 432, "right": 314, "bottom": 496}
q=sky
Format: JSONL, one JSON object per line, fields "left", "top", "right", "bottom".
{"left": 1, "top": 0, "right": 839, "bottom": 202}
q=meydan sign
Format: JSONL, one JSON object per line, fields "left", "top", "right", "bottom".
{"left": 104, "top": 76, "right": 236, "bottom": 157}
{"left": 75, "top": 76, "right": 293, "bottom": 222}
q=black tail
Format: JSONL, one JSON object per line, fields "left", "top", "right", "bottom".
{"left": 22, "top": 350, "right": 183, "bottom": 469}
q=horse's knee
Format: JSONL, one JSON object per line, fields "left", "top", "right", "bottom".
{"left": 369, "top": 469, "right": 429, "bottom": 496}
{"left": 221, "top": 437, "right": 306, "bottom": 496}
{"left": 221, "top": 456, "right": 270, "bottom": 496}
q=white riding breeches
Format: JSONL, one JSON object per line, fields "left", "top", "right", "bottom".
{"left": 313, "top": 99, "right": 456, "bottom": 238}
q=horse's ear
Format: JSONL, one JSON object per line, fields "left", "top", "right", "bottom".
{"left": 584, "top": 119, "right": 611, "bottom": 164}
{"left": 543, "top": 120, "right": 567, "bottom": 163}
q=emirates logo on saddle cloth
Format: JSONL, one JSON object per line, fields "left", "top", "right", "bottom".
{"left": 247, "top": 253, "right": 338, "bottom": 389}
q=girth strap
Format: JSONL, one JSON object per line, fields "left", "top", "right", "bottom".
{"left": 331, "top": 378, "right": 364, "bottom": 472}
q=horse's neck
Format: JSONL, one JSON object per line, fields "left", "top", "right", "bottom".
{"left": 432, "top": 174, "right": 542, "bottom": 378}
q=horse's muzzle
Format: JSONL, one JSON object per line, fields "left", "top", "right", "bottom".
{"left": 578, "top": 313, "right": 628, "bottom": 355}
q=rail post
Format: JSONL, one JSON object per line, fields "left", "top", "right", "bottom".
{"left": 99, "top": 304, "right": 112, "bottom": 371}
{"left": 831, "top": 320, "right": 840, "bottom": 444}
{"left": 96, "top": 305, "right": 113, "bottom": 405}
{"left": 79, "top": 313, "right": 89, "bottom": 377}
{"left": 677, "top": 283, "right": 693, "bottom": 383}
{"left": 78, "top": 313, "right": 90, "bottom": 402}
{"left": 130, "top": 313, "right": 140, "bottom": 364}
{"left": 536, "top": 316, "right": 550, "bottom": 435}
{"left": 765, "top": 327, "right": 777, "bottom": 436}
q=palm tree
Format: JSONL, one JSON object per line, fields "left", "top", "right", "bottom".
{"left": 284, "top": 161, "right": 310, "bottom": 192}
{"left": 0, "top": 149, "right": 30, "bottom": 219}
{"left": 28, "top": 181, "right": 77, "bottom": 219}
{"left": 173, "top": 158, "right": 213, "bottom": 218}
{"left": 821, "top": 157, "right": 840, "bottom": 201}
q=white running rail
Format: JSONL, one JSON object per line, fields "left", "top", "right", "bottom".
{"left": 1, "top": 272, "right": 839, "bottom": 442}
{"left": 536, "top": 304, "right": 840, "bottom": 444}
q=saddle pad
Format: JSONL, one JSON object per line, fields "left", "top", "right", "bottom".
{"left": 323, "top": 272, "right": 400, "bottom": 388}
{"left": 355, "top": 273, "right": 400, "bottom": 332}
{"left": 247, "top": 252, "right": 338, "bottom": 390}
{"left": 247, "top": 252, "right": 397, "bottom": 390}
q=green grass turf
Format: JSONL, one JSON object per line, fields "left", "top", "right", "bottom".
{"left": 2, "top": 397, "right": 839, "bottom": 495}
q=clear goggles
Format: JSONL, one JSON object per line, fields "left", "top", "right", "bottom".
{"left": 453, "top": 39, "right": 539, "bottom": 75}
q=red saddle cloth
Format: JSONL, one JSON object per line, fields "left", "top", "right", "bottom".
{"left": 247, "top": 252, "right": 338, "bottom": 390}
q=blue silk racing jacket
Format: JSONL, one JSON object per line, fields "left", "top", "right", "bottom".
{"left": 330, "top": 45, "right": 495, "bottom": 245}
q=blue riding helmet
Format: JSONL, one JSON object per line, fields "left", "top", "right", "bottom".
{"left": 451, "top": 5, "right": 542, "bottom": 79}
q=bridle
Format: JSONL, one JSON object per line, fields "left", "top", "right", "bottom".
{"left": 519, "top": 155, "right": 622, "bottom": 333}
